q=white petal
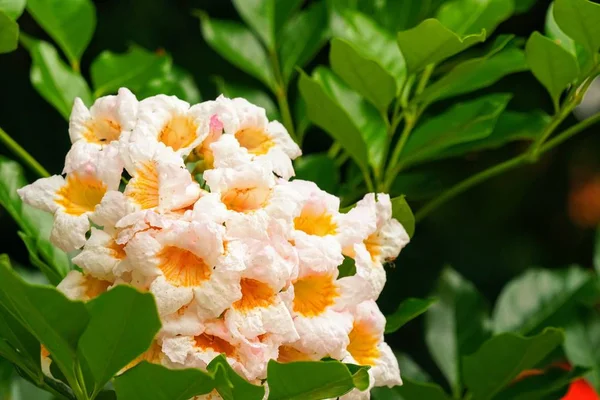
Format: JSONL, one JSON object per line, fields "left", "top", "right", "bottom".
{"left": 50, "top": 211, "right": 90, "bottom": 251}
{"left": 17, "top": 175, "right": 64, "bottom": 213}
{"left": 150, "top": 276, "right": 194, "bottom": 316}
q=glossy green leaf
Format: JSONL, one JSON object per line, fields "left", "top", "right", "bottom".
{"left": 299, "top": 67, "right": 388, "bottom": 172}
{"left": 0, "top": 256, "right": 89, "bottom": 386}
{"left": 385, "top": 297, "right": 437, "bottom": 334}
{"left": 208, "top": 355, "right": 264, "bottom": 400}
{"left": 294, "top": 154, "right": 339, "bottom": 194}
{"left": 0, "top": 11, "right": 17, "bottom": 53}
{"left": 387, "top": 379, "right": 452, "bottom": 400}
{"left": 199, "top": 14, "right": 275, "bottom": 91}
{"left": 331, "top": 10, "right": 405, "bottom": 86}
{"left": 90, "top": 45, "right": 171, "bottom": 97}
{"left": 280, "top": 1, "right": 329, "bottom": 84}
{"left": 563, "top": 310, "right": 600, "bottom": 389}
{"left": 434, "top": 110, "right": 550, "bottom": 160}
{"left": 390, "top": 195, "right": 415, "bottom": 238}
{"left": 0, "top": 303, "right": 40, "bottom": 374}
{"left": 546, "top": 2, "right": 592, "bottom": 73}
{"left": 495, "top": 366, "right": 588, "bottom": 400}
{"left": 28, "top": 40, "right": 93, "bottom": 119}
{"left": 525, "top": 32, "right": 579, "bottom": 108}
{"left": 0, "top": 0, "right": 26, "bottom": 19}
{"left": 463, "top": 328, "right": 564, "bottom": 400}
{"left": 312, "top": 67, "right": 387, "bottom": 170}
{"left": 78, "top": 286, "right": 161, "bottom": 393}
{"left": 397, "top": 19, "right": 486, "bottom": 73}
{"left": 294, "top": 94, "right": 310, "bottom": 143}
{"left": 213, "top": 77, "right": 279, "bottom": 120}
{"left": 418, "top": 47, "right": 527, "bottom": 105}
{"left": 114, "top": 362, "right": 214, "bottom": 400}
{"left": 330, "top": 38, "right": 396, "bottom": 111}
{"left": 402, "top": 93, "right": 512, "bottom": 167}
{"left": 436, "top": 0, "right": 514, "bottom": 36}
{"left": 136, "top": 66, "right": 202, "bottom": 104}
{"left": 267, "top": 360, "right": 370, "bottom": 400}
{"left": 554, "top": 0, "right": 600, "bottom": 54}
{"left": 492, "top": 267, "right": 599, "bottom": 334}
{"left": 26, "top": 0, "right": 95, "bottom": 66}
{"left": 232, "top": 0, "right": 276, "bottom": 50}
{"left": 0, "top": 157, "right": 70, "bottom": 284}
{"left": 425, "top": 267, "right": 491, "bottom": 395}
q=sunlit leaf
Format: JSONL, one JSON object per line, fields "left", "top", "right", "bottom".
{"left": 554, "top": 0, "right": 600, "bottom": 54}
{"left": 0, "top": 10, "right": 17, "bottom": 54}
{"left": 436, "top": 0, "right": 514, "bottom": 36}
{"left": 563, "top": 310, "right": 600, "bottom": 390}
{"left": 390, "top": 195, "right": 415, "bottom": 238}
{"left": 385, "top": 297, "right": 437, "bottom": 333}
{"left": 0, "top": 0, "right": 26, "bottom": 19}
{"left": 208, "top": 355, "right": 264, "bottom": 400}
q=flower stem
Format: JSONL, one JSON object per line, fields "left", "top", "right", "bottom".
{"left": 415, "top": 112, "right": 600, "bottom": 222}
{"left": 269, "top": 51, "right": 297, "bottom": 142}
{"left": 0, "top": 126, "right": 50, "bottom": 178}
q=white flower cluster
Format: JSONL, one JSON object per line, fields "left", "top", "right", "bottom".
{"left": 19, "top": 88, "right": 410, "bottom": 399}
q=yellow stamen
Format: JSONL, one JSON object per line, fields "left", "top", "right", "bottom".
{"left": 292, "top": 274, "right": 338, "bottom": 317}
{"left": 84, "top": 118, "right": 121, "bottom": 144}
{"left": 55, "top": 174, "right": 107, "bottom": 216}
{"left": 157, "top": 246, "right": 211, "bottom": 287}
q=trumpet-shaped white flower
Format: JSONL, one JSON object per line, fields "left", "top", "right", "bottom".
{"left": 57, "top": 270, "right": 113, "bottom": 301}
{"left": 340, "top": 301, "right": 402, "bottom": 399}
{"left": 130, "top": 95, "right": 210, "bottom": 156}
{"left": 18, "top": 158, "right": 121, "bottom": 251}
{"left": 65, "top": 88, "right": 137, "bottom": 174}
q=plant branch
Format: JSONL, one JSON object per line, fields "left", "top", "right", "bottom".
{"left": 0, "top": 126, "right": 50, "bottom": 178}
{"left": 415, "top": 112, "right": 600, "bottom": 222}
{"left": 269, "top": 52, "right": 297, "bottom": 142}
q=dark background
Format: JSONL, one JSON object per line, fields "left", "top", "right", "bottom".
{"left": 1, "top": 0, "right": 599, "bottom": 387}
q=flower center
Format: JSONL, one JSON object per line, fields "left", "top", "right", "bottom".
{"left": 123, "top": 341, "right": 163, "bottom": 371}
{"left": 83, "top": 275, "right": 112, "bottom": 299}
{"left": 55, "top": 174, "right": 107, "bottom": 216}
{"left": 234, "top": 127, "right": 274, "bottom": 155}
{"left": 84, "top": 118, "right": 121, "bottom": 144}
{"left": 233, "top": 278, "right": 275, "bottom": 311}
{"left": 292, "top": 274, "right": 338, "bottom": 317}
{"left": 107, "top": 239, "right": 127, "bottom": 260}
{"left": 347, "top": 322, "right": 380, "bottom": 366}
{"left": 364, "top": 232, "right": 382, "bottom": 262}
{"left": 159, "top": 115, "right": 199, "bottom": 151}
{"left": 221, "top": 187, "right": 271, "bottom": 213}
{"left": 157, "top": 246, "right": 212, "bottom": 287}
{"left": 194, "top": 333, "right": 236, "bottom": 357}
{"left": 126, "top": 161, "right": 159, "bottom": 209}
{"left": 277, "top": 346, "right": 311, "bottom": 363}
{"left": 294, "top": 208, "right": 337, "bottom": 237}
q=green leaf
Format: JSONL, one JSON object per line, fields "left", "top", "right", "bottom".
{"left": 114, "top": 362, "right": 215, "bottom": 400}
{"left": 0, "top": 10, "right": 17, "bottom": 53}
{"left": 299, "top": 68, "right": 388, "bottom": 172}
{"left": 434, "top": 110, "right": 550, "bottom": 160}
{"left": 0, "top": 303, "right": 41, "bottom": 373}
{"left": 436, "top": 0, "right": 514, "bottom": 36}
{"left": 213, "top": 77, "right": 279, "bottom": 120}
{"left": 385, "top": 298, "right": 437, "bottom": 334}
{"left": 90, "top": 45, "right": 171, "bottom": 97}
{"left": 199, "top": 14, "right": 275, "bottom": 91}
{"left": 331, "top": 10, "right": 405, "bottom": 87}
{"left": 27, "top": 40, "right": 93, "bottom": 119}
{"left": 0, "top": 157, "right": 70, "bottom": 284}
{"left": 330, "top": 38, "right": 396, "bottom": 111}
{"left": 525, "top": 32, "right": 579, "bottom": 108}
{"left": 78, "top": 286, "right": 162, "bottom": 393}
{"left": 137, "top": 66, "right": 202, "bottom": 104}
{"left": 401, "top": 93, "right": 512, "bottom": 167}
{"left": 492, "top": 267, "right": 599, "bottom": 335}
{"left": 0, "top": 256, "right": 89, "bottom": 387}
{"left": 462, "top": 328, "right": 564, "bottom": 400}
{"left": 397, "top": 19, "right": 486, "bottom": 73}
{"left": 563, "top": 310, "right": 600, "bottom": 389}
{"left": 383, "top": 379, "right": 452, "bottom": 400}
{"left": 554, "top": 0, "right": 600, "bottom": 54}
{"left": 390, "top": 196, "right": 415, "bottom": 238}
{"left": 208, "top": 355, "right": 264, "bottom": 400}
{"left": 26, "top": 0, "right": 95, "bottom": 66}
{"left": 312, "top": 67, "right": 387, "bottom": 171}
{"left": 294, "top": 94, "right": 310, "bottom": 143}
{"left": 515, "top": 0, "right": 537, "bottom": 13}
{"left": 417, "top": 47, "right": 528, "bottom": 105}
{"left": 0, "top": 0, "right": 26, "bottom": 19}
{"left": 495, "top": 366, "right": 588, "bottom": 400}
{"left": 280, "top": 1, "right": 329, "bottom": 84}
{"left": 425, "top": 267, "right": 491, "bottom": 396}
{"left": 267, "top": 360, "right": 370, "bottom": 400}
{"left": 546, "top": 3, "right": 592, "bottom": 74}
{"left": 232, "top": 0, "right": 276, "bottom": 50}
{"left": 294, "top": 154, "right": 339, "bottom": 194}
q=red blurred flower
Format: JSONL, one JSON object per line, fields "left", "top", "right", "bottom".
{"left": 562, "top": 379, "right": 599, "bottom": 400}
